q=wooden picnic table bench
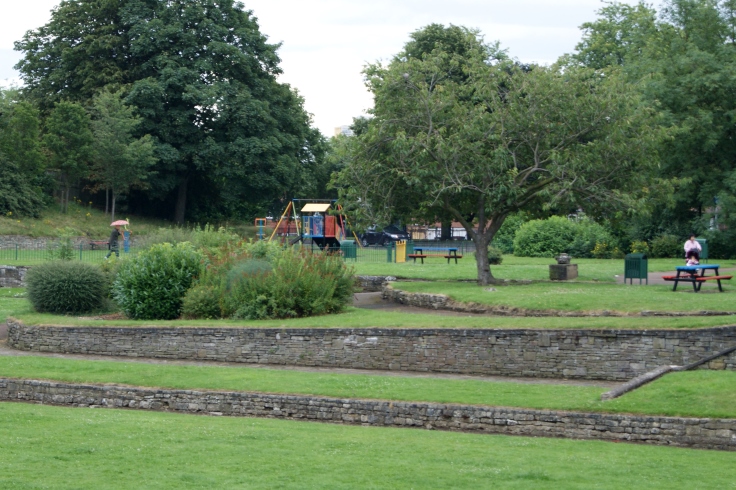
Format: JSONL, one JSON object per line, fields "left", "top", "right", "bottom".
{"left": 413, "top": 247, "right": 463, "bottom": 264}
{"left": 662, "top": 265, "right": 732, "bottom": 292}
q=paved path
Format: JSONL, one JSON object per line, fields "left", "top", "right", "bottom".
{"left": 0, "top": 340, "right": 617, "bottom": 388}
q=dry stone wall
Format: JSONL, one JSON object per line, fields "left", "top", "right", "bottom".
{"left": 8, "top": 321, "right": 736, "bottom": 380}
{"left": 0, "top": 266, "right": 29, "bottom": 287}
{"left": 1, "top": 378, "right": 733, "bottom": 451}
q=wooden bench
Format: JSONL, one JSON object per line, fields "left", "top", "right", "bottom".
{"left": 407, "top": 254, "right": 428, "bottom": 264}
{"left": 661, "top": 264, "right": 732, "bottom": 292}
{"left": 444, "top": 254, "right": 463, "bottom": 264}
{"left": 89, "top": 240, "right": 109, "bottom": 250}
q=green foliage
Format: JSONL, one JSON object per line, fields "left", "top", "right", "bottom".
{"left": 46, "top": 228, "right": 77, "bottom": 261}
{"left": 42, "top": 101, "right": 93, "bottom": 213}
{"left": 513, "top": 217, "right": 576, "bottom": 258}
{"left": 481, "top": 246, "right": 503, "bottom": 265}
{"left": 335, "top": 24, "right": 663, "bottom": 284}
{"left": 181, "top": 285, "right": 223, "bottom": 320}
{"left": 492, "top": 213, "right": 528, "bottom": 254}
{"left": 16, "top": 0, "right": 326, "bottom": 223}
{"left": 0, "top": 154, "right": 45, "bottom": 217}
{"left": 98, "top": 253, "right": 122, "bottom": 298}
{"left": 630, "top": 240, "right": 650, "bottom": 255}
{"left": 703, "top": 230, "right": 736, "bottom": 259}
{"left": 26, "top": 261, "right": 106, "bottom": 314}
{"left": 113, "top": 242, "right": 202, "bottom": 320}
{"left": 218, "top": 249, "right": 355, "bottom": 320}
{"left": 139, "top": 224, "right": 239, "bottom": 251}
{"left": 649, "top": 234, "right": 681, "bottom": 258}
{"left": 514, "top": 217, "right": 615, "bottom": 258}
{"left": 89, "top": 90, "right": 156, "bottom": 221}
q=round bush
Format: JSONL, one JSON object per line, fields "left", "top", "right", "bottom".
{"left": 513, "top": 217, "right": 577, "bottom": 257}
{"left": 26, "top": 261, "right": 107, "bottom": 314}
{"left": 113, "top": 242, "right": 202, "bottom": 320}
{"left": 649, "top": 234, "right": 681, "bottom": 258}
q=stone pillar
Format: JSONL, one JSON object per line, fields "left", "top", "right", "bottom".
{"left": 549, "top": 264, "right": 578, "bottom": 281}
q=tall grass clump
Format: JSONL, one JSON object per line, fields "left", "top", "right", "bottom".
{"left": 26, "top": 261, "right": 107, "bottom": 314}
{"left": 139, "top": 224, "right": 239, "bottom": 250}
{"left": 113, "top": 242, "right": 202, "bottom": 320}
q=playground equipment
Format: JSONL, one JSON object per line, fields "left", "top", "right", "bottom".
{"left": 267, "top": 199, "right": 361, "bottom": 250}
{"left": 254, "top": 218, "right": 267, "bottom": 240}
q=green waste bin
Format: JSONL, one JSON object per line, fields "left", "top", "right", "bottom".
{"left": 696, "top": 238, "right": 708, "bottom": 262}
{"left": 624, "top": 253, "right": 648, "bottom": 285}
{"left": 341, "top": 240, "right": 356, "bottom": 261}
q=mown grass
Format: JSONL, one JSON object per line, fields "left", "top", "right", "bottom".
{"left": 4, "top": 294, "right": 735, "bottom": 330}
{"left": 392, "top": 281, "right": 736, "bottom": 313}
{"left": 2, "top": 402, "right": 734, "bottom": 490}
{"left": 353, "top": 256, "right": 708, "bottom": 282}
{"left": 1, "top": 356, "right": 734, "bottom": 419}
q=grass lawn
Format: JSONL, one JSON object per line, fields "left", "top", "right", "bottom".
{"left": 2, "top": 403, "right": 734, "bottom": 490}
{"left": 353, "top": 256, "right": 714, "bottom": 282}
{"left": 1, "top": 356, "right": 735, "bottom": 419}
{"left": 3, "top": 290, "right": 735, "bottom": 330}
{"left": 392, "top": 281, "right": 736, "bottom": 314}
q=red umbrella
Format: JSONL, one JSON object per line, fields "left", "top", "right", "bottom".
{"left": 110, "top": 220, "right": 129, "bottom": 226}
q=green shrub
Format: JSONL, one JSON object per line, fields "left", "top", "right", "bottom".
{"left": 181, "top": 285, "right": 223, "bottom": 319}
{"left": 139, "top": 224, "right": 239, "bottom": 251}
{"left": 478, "top": 246, "right": 503, "bottom": 265}
{"left": 46, "top": 228, "right": 77, "bottom": 261}
{"left": 493, "top": 213, "right": 529, "bottom": 254}
{"left": 113, "top": 242, "right": 202, "bottom": 320}
{"left": 513, "top": 217, "right": 576, "bottom": 257}
{"left": 591, "top": 242, "right": 612, "bottom": 259}
{"left": 26, "top": 261, "right": 107, "bottom": 314}
{"left": 222, "top": 248, "right": 355, "bottom": 320}
{"left": 649, "top": 234, "right": 681, "bottom": 258}
{"left": 704, "top": 230, "right": 736, "bottom": 259}
{"left": 630, "top": 240, "right": 650, "bottom": 255}
{"left": 567, "top": 220, "right": 615, "bottom": 258}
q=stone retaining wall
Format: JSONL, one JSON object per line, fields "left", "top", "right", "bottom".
{"left": 1, "top": 378, "right": 733, "bottom": 451}
{"left": 8, "top": 321, "right": 736, "bottom": 380}
{"left": 0, "top": 266, "right": 30, "bottom": 287}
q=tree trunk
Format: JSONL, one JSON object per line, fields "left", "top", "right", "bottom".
{"left": 473, "top": 233, "right": 494, "bottom": 286}
{"left": 105, "top": 187, "right": 109, "bottom": 215}
{"left": 174, "top": 176, "right": 189, "bottom": 224}
{"left": 440, "top": 219, "right": 452, "bottom": 240}
{"left": 111, "top": 190, "right": 116, "bottom": 222}
{"left": 64, "top": 185, "right": 70, "bottom": 214}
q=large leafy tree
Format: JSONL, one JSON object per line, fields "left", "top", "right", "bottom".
{"left": 90, "top": 90, "right": 156, "bottom": 221}
{"left": 16, "top": 0, "right": 325, "bottom": 223}
{"left": 43, "top": 101, "right": 94, "bottom": 214}
{"left": 574, "top": 0, "right": 736, "bottom": 235}
{"left": 335, "top": 25, "right": 664, "bottom": 285}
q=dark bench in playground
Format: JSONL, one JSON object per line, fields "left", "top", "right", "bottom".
{"left": 89, "top": 240, "right": 109, "bottom": 250}
{"left": 662, "top": 265, "right": 732, "bottom": 292}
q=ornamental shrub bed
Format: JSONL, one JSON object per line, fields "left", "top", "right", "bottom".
{"left": 26, "top": 261, "right": 107, "bottom": 314}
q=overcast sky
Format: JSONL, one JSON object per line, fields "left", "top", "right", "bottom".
{"left": 0, "top": 0, "right": 653, "bottom": 137}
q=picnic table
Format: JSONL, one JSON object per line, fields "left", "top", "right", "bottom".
{"left": 662, "top": 265, "right": 732, "bottom": 292}
{"left": 409, "top": 247, "right": 463, "bottom": 264}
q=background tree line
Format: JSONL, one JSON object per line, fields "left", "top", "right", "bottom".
{"left": 1, "top": 0, "right": 330, "bottom": 224}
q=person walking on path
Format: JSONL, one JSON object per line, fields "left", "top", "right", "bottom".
{"left": 684, "top": 234, "right": 702, "bottom": 263}
{"left": 106, "top": 225, "right": 122, "bottom": 258}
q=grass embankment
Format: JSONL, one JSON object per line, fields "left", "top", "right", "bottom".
{"left": 353, "top": 256, "right": 698, "bottom": 282}
{"left": 2, "top": 289, "right": 734, "bottom": 329}
{"left": 1, "top": 356, "right": 734, "bottom": 419}
{"left": 0, "top": 203, "right": 258, "bottom": 242}
{"left": 392, "top": 281, "right": 736, "bottom": 314}
{"left": 2, "top": 403, "right": 734, "bottom": 489}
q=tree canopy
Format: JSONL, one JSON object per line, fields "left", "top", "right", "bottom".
{"left": 334, "top": 25, "right": 665, "bottom": 284}
{"left": 16, "top": 0, "right": 326, "bottom": 223}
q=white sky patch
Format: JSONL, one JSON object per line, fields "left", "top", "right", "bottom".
{"left": 1, "top": 0, "right": 658, "bottom": 136}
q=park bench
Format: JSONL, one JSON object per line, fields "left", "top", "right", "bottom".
{"left": 89, "top": 240, "right": 109, "bottom": 250}
{"left": 661, "top": 265, "right": 732, "bottom": 292}
{"left": 407, "top": 253, "right": 428, "bottom": 264}
{"left": 413, "top": 247, "right": 463, "bottom": 264}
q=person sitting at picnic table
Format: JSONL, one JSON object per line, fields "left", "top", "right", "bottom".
{"left": 684, "top": 234, "right": 701, "bottom": 263}
{"left": 105, "top": 225, "right": 122, "bottom": 258}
